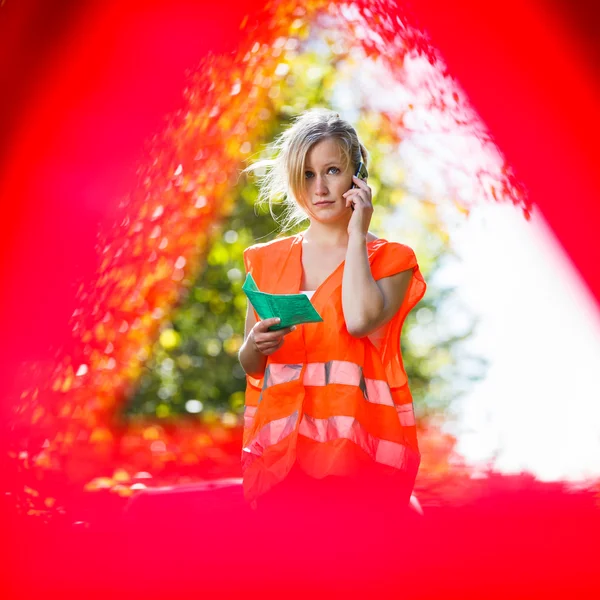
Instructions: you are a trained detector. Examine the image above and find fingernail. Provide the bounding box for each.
[291,326,296,331]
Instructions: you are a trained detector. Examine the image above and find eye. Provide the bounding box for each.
[328,167,340,174]
[304,171,314,179]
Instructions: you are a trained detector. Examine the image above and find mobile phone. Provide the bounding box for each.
[352,161,368,188]
[350,161,369,210]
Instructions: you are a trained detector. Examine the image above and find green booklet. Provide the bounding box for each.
[242,273,324,331]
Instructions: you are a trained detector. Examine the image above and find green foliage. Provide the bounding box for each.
[123,180,283,419]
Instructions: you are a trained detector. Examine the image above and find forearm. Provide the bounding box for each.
[238,337,268,378]
[342,233,384,337]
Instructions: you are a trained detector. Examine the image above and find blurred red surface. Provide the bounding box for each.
[1,1,599,597]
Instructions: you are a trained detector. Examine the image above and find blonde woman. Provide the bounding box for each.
[238,109,426,526]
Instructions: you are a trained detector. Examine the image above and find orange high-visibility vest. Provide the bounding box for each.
[242,232,427,503]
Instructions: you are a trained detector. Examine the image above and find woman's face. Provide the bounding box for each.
[301,138,354,224]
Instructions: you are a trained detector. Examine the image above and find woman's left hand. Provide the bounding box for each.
[343,175,374,238]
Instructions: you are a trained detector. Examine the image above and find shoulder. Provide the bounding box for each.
[368,236,416,259]
[245,234,298,254]
[244,234,298,258]
[368,237,419,278]
[243,234,299,268]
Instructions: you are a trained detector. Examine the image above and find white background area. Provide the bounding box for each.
[442,201,600,482]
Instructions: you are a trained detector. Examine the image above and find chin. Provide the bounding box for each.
[300,198,350,224]
[308,210,350,225]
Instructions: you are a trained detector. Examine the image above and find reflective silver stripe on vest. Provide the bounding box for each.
[259,360,411,412]
[242,410,299,468]
[303,360,362,387]
[263,363,303,388]
[363,377,394,407]
[242,412,414,474]
[244,405,257,430]
[302,360,394,407]
[299,414,411,471]
[396,403,416,427]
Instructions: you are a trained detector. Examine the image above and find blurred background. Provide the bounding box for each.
[1,0,599,597]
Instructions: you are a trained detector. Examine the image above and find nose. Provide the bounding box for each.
[314,175,328,196]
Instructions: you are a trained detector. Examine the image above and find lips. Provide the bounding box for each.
[313,201,335,206]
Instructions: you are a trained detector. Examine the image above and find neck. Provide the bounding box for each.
[303,219,351,248]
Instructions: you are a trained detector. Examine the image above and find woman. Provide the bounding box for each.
[238,109,426,526]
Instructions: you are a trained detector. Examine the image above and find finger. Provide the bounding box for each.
[256,317,282,331]
[255,332,283,345]
[263,322,297,337]
[343,188,371,203]
[255,325,296,343]
[343,190,362,208]
[349,187,372,206]
[356,192,373,209]
[258,339,284,354]
[258,341,282,353]
[352,175,370,190]
[255,335,282,348]
[346,194,368,210]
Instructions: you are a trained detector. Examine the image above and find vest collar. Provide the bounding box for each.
[272,231,382,308]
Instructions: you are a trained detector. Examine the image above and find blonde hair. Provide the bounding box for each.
[245,108,368,231]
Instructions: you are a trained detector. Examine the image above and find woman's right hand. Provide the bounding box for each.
[249,318,296,356]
